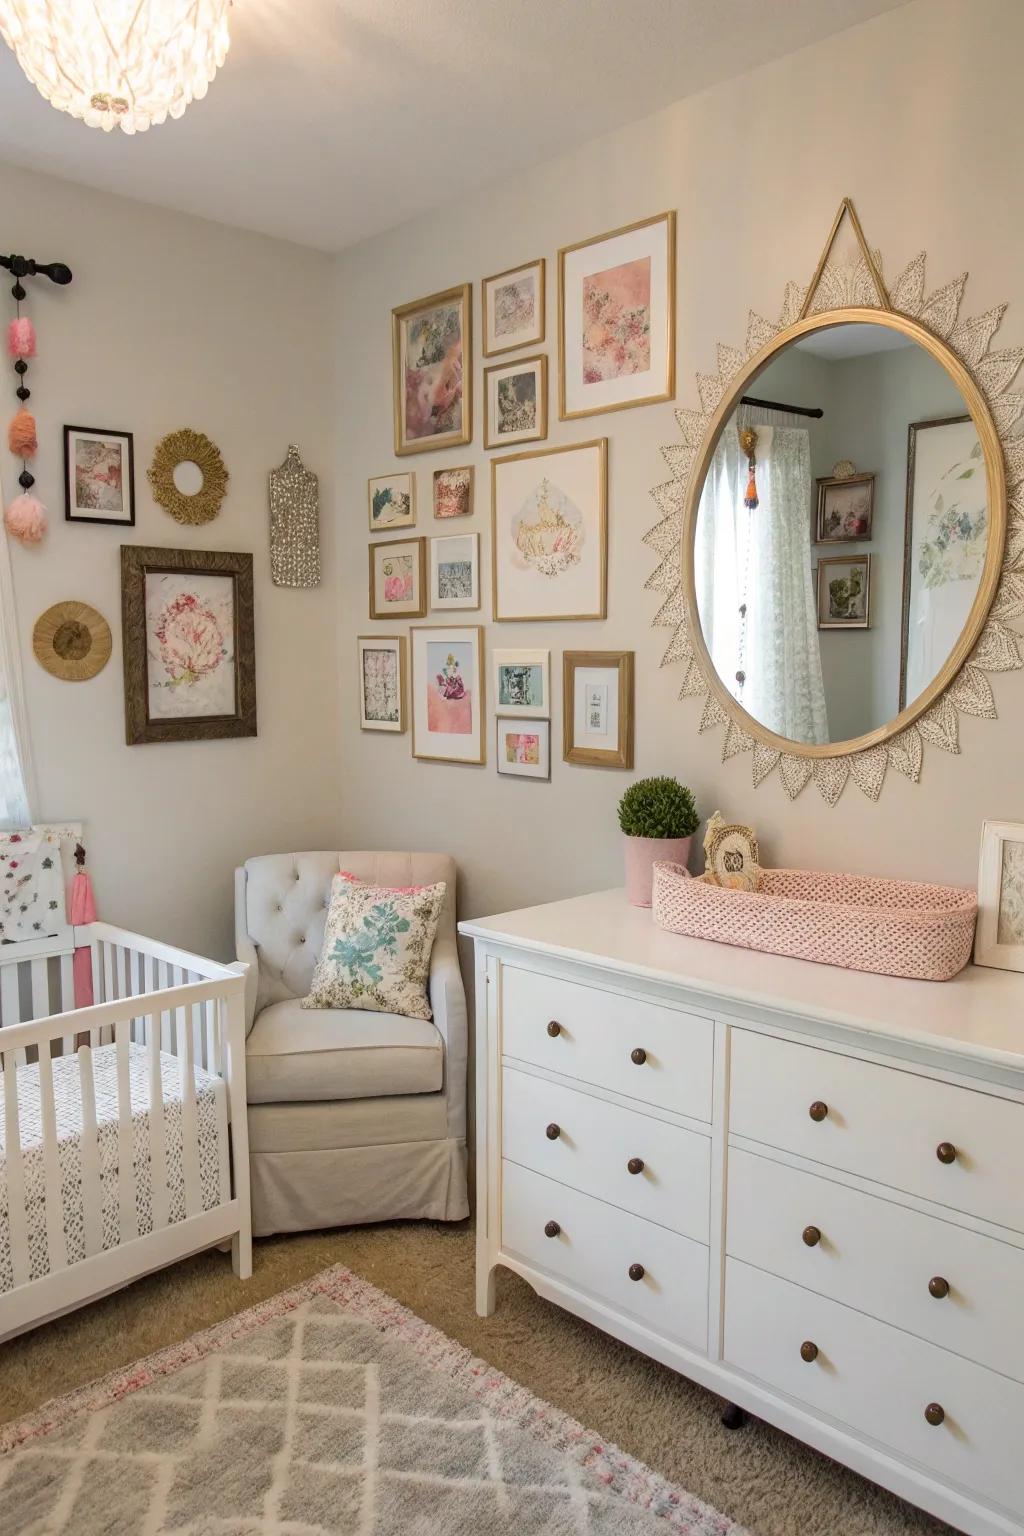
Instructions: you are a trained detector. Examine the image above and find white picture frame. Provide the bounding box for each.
[357,634,407,733]
[491,439,607,622]
[430,532,480,610]
[493,648,550,718]
[496,716,551,780]
[975,819,1024,972]
[411,624,485,765]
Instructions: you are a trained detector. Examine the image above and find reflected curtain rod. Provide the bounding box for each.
[739,394,823,419]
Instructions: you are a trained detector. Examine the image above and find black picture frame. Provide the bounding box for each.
[64,424,136,526]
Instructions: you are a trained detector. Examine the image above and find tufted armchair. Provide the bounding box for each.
[234,851,469,1236]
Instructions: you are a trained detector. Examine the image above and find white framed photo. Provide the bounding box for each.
[357,635,407,733]
[368,471,416,532]
[493,648,550,718]
[484,353,547,449]
[430,532,480,610]
[496,716,551,780]
[975,819,1024,972]
[411,624,485,765]
[482,258,545,357]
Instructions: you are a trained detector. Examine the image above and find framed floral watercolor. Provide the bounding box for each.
[491,438,607,621]
[430,532,479,611]
[482,258,545,357]
[816,553,871,629]
[563,650,634,768]
[64,425,135,526]
[392,283,472,456]
[496,716,551,780]
[976,819,1024,972]
[484,353,548,450]
[433,465,473,520]
[121,545,256,744]
[814,472,875,542]
[558,212,675,420]
[357,634,407,733]
[493,648,550,718]
[369,537,427,619]
[368,472,416,532]
[411,624,485,765]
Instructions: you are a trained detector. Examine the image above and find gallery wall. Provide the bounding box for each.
[332,0,1024,926]
[2,164,342,956]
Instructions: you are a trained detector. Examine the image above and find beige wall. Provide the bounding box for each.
[333,0,1024,925]
[3,165,342,957]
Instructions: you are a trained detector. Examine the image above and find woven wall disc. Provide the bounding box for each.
[148,427,229,525]
[33,600,112,681]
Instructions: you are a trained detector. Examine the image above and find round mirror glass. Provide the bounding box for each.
[691,319,994,748]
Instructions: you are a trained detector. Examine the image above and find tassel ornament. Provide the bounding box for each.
[8,407,37,458]
[738,425,759,510]
[4,492,47,544]
[7,316,36,359]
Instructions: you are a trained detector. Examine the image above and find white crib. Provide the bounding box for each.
[0,921,251,1342]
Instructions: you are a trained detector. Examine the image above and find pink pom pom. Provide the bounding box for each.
[7,317,36,359]
[8,408,37,458]
[4,493,47,544]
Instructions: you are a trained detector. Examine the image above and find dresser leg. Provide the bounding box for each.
[720,1403,748,1431]
[476,1263,497,1318]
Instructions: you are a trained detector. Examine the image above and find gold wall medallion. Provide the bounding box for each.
[33,600,112,681]
[148,427,229,525]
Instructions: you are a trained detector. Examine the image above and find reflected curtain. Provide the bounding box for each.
[0,461,35,828]
[695,424,829,745]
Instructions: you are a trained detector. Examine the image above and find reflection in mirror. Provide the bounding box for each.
[693,322,986,746]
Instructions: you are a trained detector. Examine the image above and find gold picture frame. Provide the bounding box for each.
[484,353,548,450]
[558,211,676,421]
[433,464,474,520]
[392,283,472,456]
[563,650,634,767]
[368,536,427,620]
[816,553,872,630]
[357,634,407,733]
[491,438,608,622]
[411,623,486,765]
[482,258,546,357]
[814,472,875,542]
[367,471,416,532]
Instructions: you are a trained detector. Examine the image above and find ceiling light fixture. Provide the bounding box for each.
[0,1,232,134]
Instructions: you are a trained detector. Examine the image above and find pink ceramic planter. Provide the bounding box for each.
[624,834,692,907]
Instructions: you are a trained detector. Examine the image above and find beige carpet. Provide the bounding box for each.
[0,1222,953,1536]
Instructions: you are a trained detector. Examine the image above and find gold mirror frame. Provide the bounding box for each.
[646,199,1024,804]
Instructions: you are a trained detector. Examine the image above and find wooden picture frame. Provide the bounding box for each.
[410,624,486,765]
[121,545,256,745]
[816,553,871,629]
[491,438,608,621]
[563,650,634,767]
[368,536,427,619]
[975,819,1024,972]
[433,464,474,519]
[484,353,548,449]
[392,283,472,456]
[482,258,545,357]
[64,425,136,526]
[357,634,407,733]
[814,472,875,543]
[367,471,416,532]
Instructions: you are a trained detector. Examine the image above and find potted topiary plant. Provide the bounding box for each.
[618,776,699,907]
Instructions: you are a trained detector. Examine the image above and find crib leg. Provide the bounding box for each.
[232,1227,252,1280]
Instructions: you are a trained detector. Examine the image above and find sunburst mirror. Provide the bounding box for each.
[647,198,1024,804]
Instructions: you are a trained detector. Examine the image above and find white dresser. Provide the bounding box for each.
[460,889,1024,1536]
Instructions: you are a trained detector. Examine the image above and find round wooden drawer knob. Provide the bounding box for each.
[628,1263,645,1282]
[544,1220,561,1238]
[929,1276,950,1299]
[546,1020,562,1038]
[936,1142,957,1165]
[800,1340,819,1363]
[627,1157,646,1175]
[924,1402,945,1427]
[808,1101,829,1123]
[545,1123,561,1141]
[802,1225,822,1248]
[630,1047,648,1066]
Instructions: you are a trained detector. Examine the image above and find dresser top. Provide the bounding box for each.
[460,888,1024,1072]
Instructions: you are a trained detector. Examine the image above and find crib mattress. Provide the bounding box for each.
[0,1043,230,1294]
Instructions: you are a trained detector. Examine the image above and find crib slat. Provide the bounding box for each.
[77,1045,103,1258]
[89,943,102,1046]
[36,1048,68,1273]
[0,965,27,1066]
[205,998,220,1077]
[30,957,49,1023]
[59,951,76,1054]
[114,1017,138,1242]
[180,1003,202,1218]
[2,1049,30,1287]
[148,1010,169,1230]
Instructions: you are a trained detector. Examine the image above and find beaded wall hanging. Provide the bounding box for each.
[1,252,73,545]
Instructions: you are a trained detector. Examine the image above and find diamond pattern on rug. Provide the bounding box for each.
[0,1295,696,1533]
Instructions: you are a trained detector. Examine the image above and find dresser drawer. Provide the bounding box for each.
[502,1160,709,1351]
[725,1259,1024,1517]
[503,1065,711,1243]
[501,965,714,1121]
[728,1147,1024,1382]
[730,1029,1024,1233]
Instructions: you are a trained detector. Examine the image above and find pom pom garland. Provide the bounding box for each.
[8,407,37,458]
[4,493,47,544]
[7,317,36,359]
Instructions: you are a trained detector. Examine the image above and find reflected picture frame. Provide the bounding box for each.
[816,553,871,630]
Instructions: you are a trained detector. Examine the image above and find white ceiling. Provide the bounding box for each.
[796,323,916,358]
[0,0,910,253]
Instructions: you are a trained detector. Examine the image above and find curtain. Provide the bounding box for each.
[0,463,35,829]
[695,424,829,745]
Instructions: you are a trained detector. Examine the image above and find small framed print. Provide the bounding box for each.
[482,258,545,357]
[493,648,549,718]
[496,716,551,780]
[430,532,480,610]
[64,425,135,525]
[392,283,472,456]
[491,438,607,621]
[357,634,407,733]
[411,624,485,765]
[975,820,1024,972]
[369,537,427,619]
[368,472,416,532]
[815,473,875,542]
[563,650,634,768]
[433,465,473,519]
[484,353,547,449]
[816,554,871,629]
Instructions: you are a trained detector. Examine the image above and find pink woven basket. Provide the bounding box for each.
[651,864,978,982]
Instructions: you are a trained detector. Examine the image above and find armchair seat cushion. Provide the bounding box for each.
[246,1000,443,1105]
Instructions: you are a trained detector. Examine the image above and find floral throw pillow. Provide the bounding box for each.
[301,874,447,1021]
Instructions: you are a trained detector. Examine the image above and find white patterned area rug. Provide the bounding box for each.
[0,1265,745,1535]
